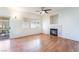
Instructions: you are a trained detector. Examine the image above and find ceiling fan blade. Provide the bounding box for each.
[45,11,48,14]
[35,7,51,14]
[44,9,52,11]
[40,12,42,14]
[36,10,40,12]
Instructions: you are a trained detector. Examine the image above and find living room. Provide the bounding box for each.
[0,7,79,52]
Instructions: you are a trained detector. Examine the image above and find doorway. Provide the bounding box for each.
[0,16,10,40]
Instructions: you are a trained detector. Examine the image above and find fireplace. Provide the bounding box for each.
[50,29,58,36]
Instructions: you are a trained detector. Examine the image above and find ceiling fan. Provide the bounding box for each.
[36,7,52,14]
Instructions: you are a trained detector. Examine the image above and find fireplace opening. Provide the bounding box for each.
[50,29,58,36]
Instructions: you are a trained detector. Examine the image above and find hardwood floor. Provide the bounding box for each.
[10,34,79,52]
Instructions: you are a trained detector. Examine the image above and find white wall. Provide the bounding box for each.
[0,7,10,16]
[58,8,79,41]
[10,10,42,38]
[42,15,50,34]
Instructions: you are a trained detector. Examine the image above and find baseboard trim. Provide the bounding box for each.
[11,33,43,39]
[58,35,79,42]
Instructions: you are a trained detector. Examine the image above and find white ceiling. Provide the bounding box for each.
[9,7,65,15]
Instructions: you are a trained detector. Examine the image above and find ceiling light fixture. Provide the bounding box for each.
[41,11,45,14]
[36,7,52,14]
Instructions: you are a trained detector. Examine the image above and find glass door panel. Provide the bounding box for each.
[0,17,10,40]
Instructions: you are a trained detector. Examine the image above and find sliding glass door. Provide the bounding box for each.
[0,17,10,40]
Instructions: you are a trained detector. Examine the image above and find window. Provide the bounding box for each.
[31,20,40,28]
[22,18,30,29]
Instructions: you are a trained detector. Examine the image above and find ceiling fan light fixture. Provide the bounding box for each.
[36,7,52,14]
[42,11,45,14]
